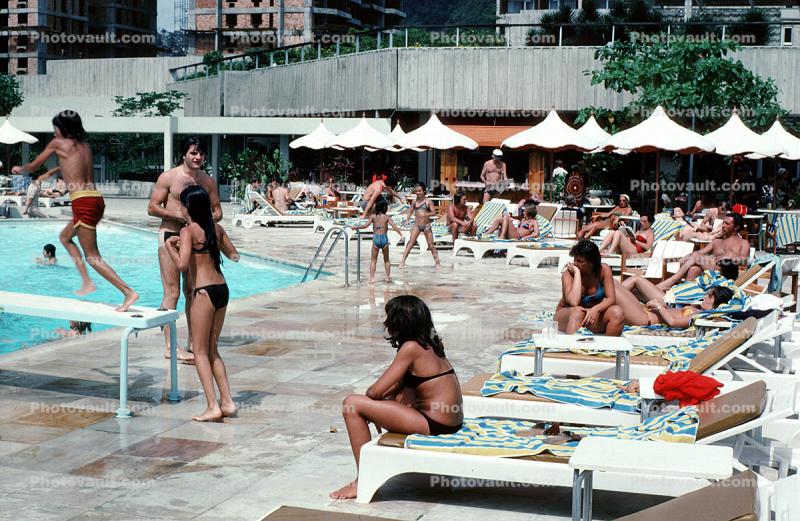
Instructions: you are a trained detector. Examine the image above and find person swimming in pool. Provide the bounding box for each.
[398,183,442,271]
[555,240,625,336]
[165,185,239,423]
[148,136,223,363]
[35,243,58,265]
[350,199,404,284]
[330,295,463,500]
[13,110,138,311]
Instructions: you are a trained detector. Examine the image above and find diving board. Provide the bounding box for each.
[0,291,181,418]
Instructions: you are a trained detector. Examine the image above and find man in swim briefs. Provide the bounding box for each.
[480,149,508,202]
[148,136,222,361]
[13,110,138,311]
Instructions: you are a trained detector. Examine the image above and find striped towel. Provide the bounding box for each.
[768,212,800,248]
[651,219,685,243]
[624,324,697,338]
[404,407,698,457]
[473,200,508,236]
[667,271,750,319]
[500,333,720,371]
[481,371,640,412]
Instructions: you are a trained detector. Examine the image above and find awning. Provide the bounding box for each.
[446,125,531,148]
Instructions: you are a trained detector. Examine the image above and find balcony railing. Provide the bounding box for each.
[170,20,800,82]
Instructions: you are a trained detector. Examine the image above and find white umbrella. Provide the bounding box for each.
[502,110,599,152]
[392,113,478,151]
[326,117,392,184]
[601,106,715,212]
[581,115,630,156]
[705,112,786,158]
[746,120,800,161]
[289,121,336,150]
[0,119,38,145]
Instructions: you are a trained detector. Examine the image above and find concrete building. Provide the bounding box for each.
[187,0,405,56]
[0,0,158,75]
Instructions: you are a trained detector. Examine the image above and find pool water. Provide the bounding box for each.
[0,222,306,353]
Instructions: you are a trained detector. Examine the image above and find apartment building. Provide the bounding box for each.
[187,0,405,56]
[0,0,158,75]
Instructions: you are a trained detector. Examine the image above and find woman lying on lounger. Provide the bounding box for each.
[555,240,625,336]
[331,295,463,500]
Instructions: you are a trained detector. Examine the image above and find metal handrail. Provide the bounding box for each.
[169,19,800,81]
[302,225,361,286]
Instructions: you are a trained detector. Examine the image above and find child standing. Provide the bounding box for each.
[166,185,240,422]
[351,199,403,284]
[398,183,442,271]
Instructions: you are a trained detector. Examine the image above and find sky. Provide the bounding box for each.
[158,0,175,31]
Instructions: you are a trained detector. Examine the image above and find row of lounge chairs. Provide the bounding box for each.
[354,311,800,519]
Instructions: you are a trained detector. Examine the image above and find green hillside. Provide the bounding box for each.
[403,0,496,26]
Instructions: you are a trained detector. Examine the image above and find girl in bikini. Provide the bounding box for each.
[330,295,463,500]
[398,183,442,271]
[555,240,625,336]
[350,199,403,284]
[599,215,654,256]
[166,186,240,422]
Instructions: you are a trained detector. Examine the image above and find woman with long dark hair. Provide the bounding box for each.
[166,186,240,422]
[330,295,463,500]
[555,240,625,335]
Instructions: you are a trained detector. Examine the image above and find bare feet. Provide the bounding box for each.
[386,277,393,283]
[367,278,375,285]
[435,263,442,272]
[398,263,405,270]
[74,282,97,296]
[330,480,358,500]
[220,400,238,417]
[192,406,223,422]
[164,348,195,363]
[116,289,140,312]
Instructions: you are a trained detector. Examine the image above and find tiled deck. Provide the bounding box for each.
[0,200,694,520]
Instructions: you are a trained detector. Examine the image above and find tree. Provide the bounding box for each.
[587,38,787,131]
[0,74,24,117]
[220,148,294,198]
[112,91,188,117]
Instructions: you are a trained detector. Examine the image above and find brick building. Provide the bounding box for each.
[187,0,405,56]
[0,0,158,75]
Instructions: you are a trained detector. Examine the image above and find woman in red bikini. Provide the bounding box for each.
[599,214,653,256]
[330,295,463,500]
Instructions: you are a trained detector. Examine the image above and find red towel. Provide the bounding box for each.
[653,371,723,407]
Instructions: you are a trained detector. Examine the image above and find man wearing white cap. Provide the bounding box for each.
[480,149,508,202]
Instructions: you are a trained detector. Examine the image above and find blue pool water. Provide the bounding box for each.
[0,222,306,353]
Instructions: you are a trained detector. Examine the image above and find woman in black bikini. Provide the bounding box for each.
[166,186,240,422]
[330,295,463,500]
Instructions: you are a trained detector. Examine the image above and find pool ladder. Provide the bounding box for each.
[303,225,362,287]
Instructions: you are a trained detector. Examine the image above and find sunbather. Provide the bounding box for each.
[623,258,739,302]
[599,215,653,256]
[484,205,540,240]
[446,191,475,240]
[555,240,625,336]
[330,295,464,500]
[41,175,67,198]
[577,194,633,240]
[271,178,294,213]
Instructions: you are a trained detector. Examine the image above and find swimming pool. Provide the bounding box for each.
[0,221,307,353]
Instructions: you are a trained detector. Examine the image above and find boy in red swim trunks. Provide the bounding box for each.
[13,110,139,312]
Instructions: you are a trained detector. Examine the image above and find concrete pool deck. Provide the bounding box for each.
[0,199,785,520]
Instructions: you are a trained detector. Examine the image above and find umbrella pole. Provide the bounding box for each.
[729,160,735,204]
[655,151,661,214]
[773,160,779,210]
[549,151,554,202]
[361,151,365,186]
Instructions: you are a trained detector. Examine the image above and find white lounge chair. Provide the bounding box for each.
[231,192,315,228]
[356,381,792,503]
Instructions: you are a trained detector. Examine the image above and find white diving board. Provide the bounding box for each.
[0,291,181,418]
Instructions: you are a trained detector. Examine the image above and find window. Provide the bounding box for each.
[18,13,29,25]
[783,26,793,46]
[251,13,262,27]
[225,14,236,27]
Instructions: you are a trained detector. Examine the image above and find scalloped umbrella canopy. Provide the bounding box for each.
[746,120,800,161]
[326,117,392,150]
[289,121,337,150]
[502,110,599,152]
[602,106,715,154]
[392,114,479,151]
[578,115,612,144]
[0,119,38,145]
[705,112,786,158]
[382,123,425,152]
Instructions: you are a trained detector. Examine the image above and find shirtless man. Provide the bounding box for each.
[271,178,294,213]
[657,214,750,290]
[148,136,222,361]
[480,149,508,202]
[360,176,399,217]
[446,191,474,240]
[13,110,139,311]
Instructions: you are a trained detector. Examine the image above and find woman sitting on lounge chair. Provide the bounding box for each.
[576,194,633,240]
[484,204,540,240]
[599,215,653,256]
[555,240,625,336]
[331,295,463,500]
